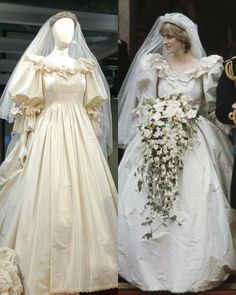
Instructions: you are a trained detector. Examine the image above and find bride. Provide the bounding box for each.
[118,12,236,292]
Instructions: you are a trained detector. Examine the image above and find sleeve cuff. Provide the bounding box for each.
[86,107,103,136]
[11,103,42,134]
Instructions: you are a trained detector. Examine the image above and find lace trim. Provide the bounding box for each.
[25,54,95,77]
[132,284,224,294]
[11,103,43,117]
[142,53,222,83]
[49,284,118,293]
[0,247,23,295]
[125,273,229,293]
[11,103,43,134]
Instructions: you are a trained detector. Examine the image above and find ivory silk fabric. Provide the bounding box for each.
[0,54,118,294]
[118,53,236,292]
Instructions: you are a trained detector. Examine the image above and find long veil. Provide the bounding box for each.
[118,12,206,148]
[0,14,113,157]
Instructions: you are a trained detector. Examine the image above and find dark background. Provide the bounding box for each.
[120,0,236,70]
[2,0,118,14]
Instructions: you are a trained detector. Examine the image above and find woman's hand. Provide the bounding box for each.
[232,102,236,113]
[18,144,28,167]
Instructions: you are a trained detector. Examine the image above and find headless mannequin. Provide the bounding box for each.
[47,17,75,65]
[18,17,76,166]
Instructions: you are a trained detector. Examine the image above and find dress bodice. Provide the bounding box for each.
[8,54,107,135]
[9,54,107,108]
[42,62,88,106]
[138,53,223,116]
[158,70,203,106]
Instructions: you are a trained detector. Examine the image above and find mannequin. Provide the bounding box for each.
[0,12,117,294]
[18,17,76,166]
[48,17,76,65]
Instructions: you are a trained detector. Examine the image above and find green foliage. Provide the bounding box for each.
[134,94,199,240]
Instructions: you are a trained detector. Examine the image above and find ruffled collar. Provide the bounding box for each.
[25,54,95,77]
[141,53,223,83]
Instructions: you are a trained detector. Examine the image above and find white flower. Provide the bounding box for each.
[143,129,152,138]
[169,100,181,108]
[170,94,179,100]
[162,105,177,117]
[136,93,199,239]
[158,120,165,127]
[186,109,197,119]
[152,111,161,121]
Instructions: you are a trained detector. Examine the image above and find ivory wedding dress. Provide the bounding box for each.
[0,54,117,294]
[118,53,236,292]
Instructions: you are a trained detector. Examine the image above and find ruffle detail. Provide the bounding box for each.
[195,55,223,77]
[141,53,168,73]
[141,53,223,83]
[25,54,95,77]
[86,107,103,136]
[11,103,43,134]
[0,247,23,295]
[11,103,42,117]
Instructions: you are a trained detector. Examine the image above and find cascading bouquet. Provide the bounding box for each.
[134,93,199,239]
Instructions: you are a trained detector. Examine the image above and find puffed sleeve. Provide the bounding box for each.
[136,54,161,100]
[201,55,223,115]
[132,54,160,117]
[9,54,45,134]
[83,59,107,136]
[216,58,236,125]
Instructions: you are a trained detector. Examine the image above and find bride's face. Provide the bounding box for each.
[162,33,184,55]
[52,17,75,48]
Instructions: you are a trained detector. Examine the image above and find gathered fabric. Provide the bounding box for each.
[118,53,236,292]
[11,103,43,134]
[0,54,118,294]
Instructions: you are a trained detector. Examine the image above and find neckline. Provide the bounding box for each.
[25,54,95,75]
[44,55,77,68]
[166,58,202,76]
[145,53,221,81]
[26,54,80,70]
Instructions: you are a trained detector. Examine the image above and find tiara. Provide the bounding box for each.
[50,11,77,28]
[163,20,186,31]
[160,14,187,31]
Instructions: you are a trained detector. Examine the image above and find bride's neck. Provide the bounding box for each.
[169,51,193,64]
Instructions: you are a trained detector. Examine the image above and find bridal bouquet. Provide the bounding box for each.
[135,93,199,239]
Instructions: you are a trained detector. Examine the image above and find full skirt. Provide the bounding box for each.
[118,116,236,292]
[0,102,118,294]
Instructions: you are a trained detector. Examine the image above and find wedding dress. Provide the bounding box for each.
[118,53,236,292]
[0,54,117,294]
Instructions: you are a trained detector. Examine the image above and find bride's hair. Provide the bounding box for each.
[118,13,206,148]
[160,23,191,53]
